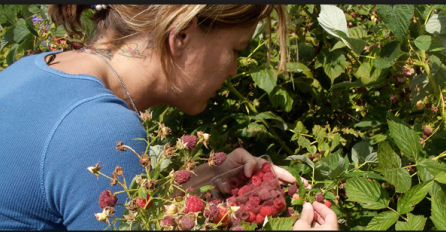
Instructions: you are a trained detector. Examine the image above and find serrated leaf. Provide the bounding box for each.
[286,62,313,78]
[429,181,446,209]
[268,86,293,112]
[321,153,341,170]
[53,25,68,38]
[366,210,399,230]
[149,145,171,172]
[387,114,423,163]
[378,141,401,170]
[374,41,405,69]
[426,12,446,35]
[417,158,446,181]
[251,68,277,94]
[238,122,270,140]
[351,140,372,166]
[345,177,386,208]
[263,216,295,230]
[322,49,346,83]
[348,25,367,39]
[138,186,147,199]
[285,155,314,169]
[198,185,213,193]
[6,43,19,66]
[324,191,336,200]
[354,62,380,84]
[380,168,411,193]
[397,180,433,214]
[395,213,426,230]
[330,41,348,52]
[334,30,367,55]
[414,35,445,52]
[434,171,446,184]
[240,221,258,231]
[431,194,446,230]
[317,4,349,40]
[377,5,414,41]
[252,111,287,130]
[13,19,30,43]
[1,26,15,51]
[330,134,340,151]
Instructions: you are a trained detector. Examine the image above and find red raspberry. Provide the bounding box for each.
[182,135,197,150]
[204,205,219,221]
[209,198,221,205]
[287,184,297,196]
[286,207,294,217]
[238,204,247,211]
[270,206,278,216]
[256,213,265,223]
[251,175,263,186]
[229,176,241,188]
[180,215,195,230]
[175,170,191,184]
[324,200,332,208]
[424,126,432,136]
[258,187,271,201]
[238,185,251,196]
[212,207,230,225]
[231,188,239,196]
[262,200,274,207]
[227,196,237,206]
[253,171,265,179]
[230,226,245,231]
[185,195,205,213]
[212,152,227,166]
[248,195,261,205]
[273,198,286,211]
[260,206,273,217]
[235,209,250,222]
[270,189,282,199]
[248,211,256,222]
[160,216,175,227]
[231,216,241,227]
[99,190,117,209]
[261,162,272,173]
[237,195,249,205]
[136,194,153,210]
[250,204,261,214]
[263,172,276,183]
[250,220,258,225]
[316,193,324,203]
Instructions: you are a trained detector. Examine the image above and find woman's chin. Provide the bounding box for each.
[179,102,207,115]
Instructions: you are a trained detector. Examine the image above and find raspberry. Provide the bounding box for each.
[248,195,261,205]
[260,206,273,217]
[136,194,153,209]
[71,42,83,50]
[205,205,219,221]
[238,185,251,196]
[237,195,249,205]
[250,220,258,225]
[99,190,117,209]
[286,207,294,217]
[288,184,297,196]
[262,200,274,207]
[229,176,241,188]
[238,204,247,211]
[231,188,239,196]
[175,170,191,184]
[263,172,276,183]
[185,195,205,213]
[254,171,265,179]
[231,216,241,226]
[180,215,195,230]
[261,162,272,173]
[251,204,261,214]
[273,198,286,211]
[182,135,197,150]
[235,209,250,221]
[227,196,237,206]
[248,211,256,222]
[324,200,332,208]
[270,189,281,199]
[212,207,230,225]
[424,126,432,136]
[270,206,278,216]
[160,216,175,227]
[258,187,271,201]
[230,226,245,231]
[212,152,227,166]
[256,213,265,223]
[251,175,263,186]
[316,193,324,203]
[209,198,221,205]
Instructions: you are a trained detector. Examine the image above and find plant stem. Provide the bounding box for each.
[345,48,362,65]
[388,207,408,222]
[433,151,446,161]
[225,80,294,155]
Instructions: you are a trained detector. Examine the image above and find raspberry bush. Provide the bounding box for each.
[3,4,446,231]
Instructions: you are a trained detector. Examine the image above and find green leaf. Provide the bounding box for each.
[237,122,270,140]
[426,12,446,35]
[321,153,341,170]
[397,180,433,214]
[378,141,401,170]
[434,171,446,184]
[429,181,446,209]
[317,5,349,41]
[366,210,399,230]
[348,25,368,39]
[431,194,446,230]
[376,5,414,41]
[417,158,446,181]
[198,185,213,193]
[354,62,383,84]
[330,41,348,52]
[251,68,277,94]
[374,41,405,69]
[376,141,411,193]
[387,114,423,163]
[351,140,372,167]
[285,155,314,169]
[395,213,426,230]
[53,25,68,38]
[297,43,316,64]
[322,49,346,83]
[13,19,30,43]
[414,35,445,52]
[252,111,287,130]
[149,145,171,172]
[334,30,367,55]
[138,186,147,199]
[268,86,293,112]
[345,177,387,209]
[1,26,15,51]
[263,216,295,230]
[240,221,258,231]
[381,168,411,193]
[286,62,313,78]
[6,43,19,66]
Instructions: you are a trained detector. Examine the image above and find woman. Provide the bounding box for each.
[0,5,337,230]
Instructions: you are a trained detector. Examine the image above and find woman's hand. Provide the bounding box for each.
[214,148,311,191]
[293,201,339,230]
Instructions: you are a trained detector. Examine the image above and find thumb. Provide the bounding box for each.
[293,202,314,230]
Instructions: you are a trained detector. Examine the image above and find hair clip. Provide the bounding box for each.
[91,4,108,11]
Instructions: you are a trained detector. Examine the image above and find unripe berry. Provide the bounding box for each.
[424,126,432,136]
[316,193,324,202]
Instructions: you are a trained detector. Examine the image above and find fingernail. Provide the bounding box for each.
[303,202,312,209]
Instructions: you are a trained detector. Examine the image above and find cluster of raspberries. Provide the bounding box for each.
[225,162,286,226]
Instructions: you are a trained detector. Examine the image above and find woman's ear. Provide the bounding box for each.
[168,17,198,58]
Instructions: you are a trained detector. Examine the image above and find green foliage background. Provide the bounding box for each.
[2,4,446,230]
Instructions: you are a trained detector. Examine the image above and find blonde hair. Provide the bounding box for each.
[49,5,289,92]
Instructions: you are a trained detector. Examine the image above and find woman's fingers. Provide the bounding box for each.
[273,165,311,189]
[312,201,339,230]
[293,202,314,230]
